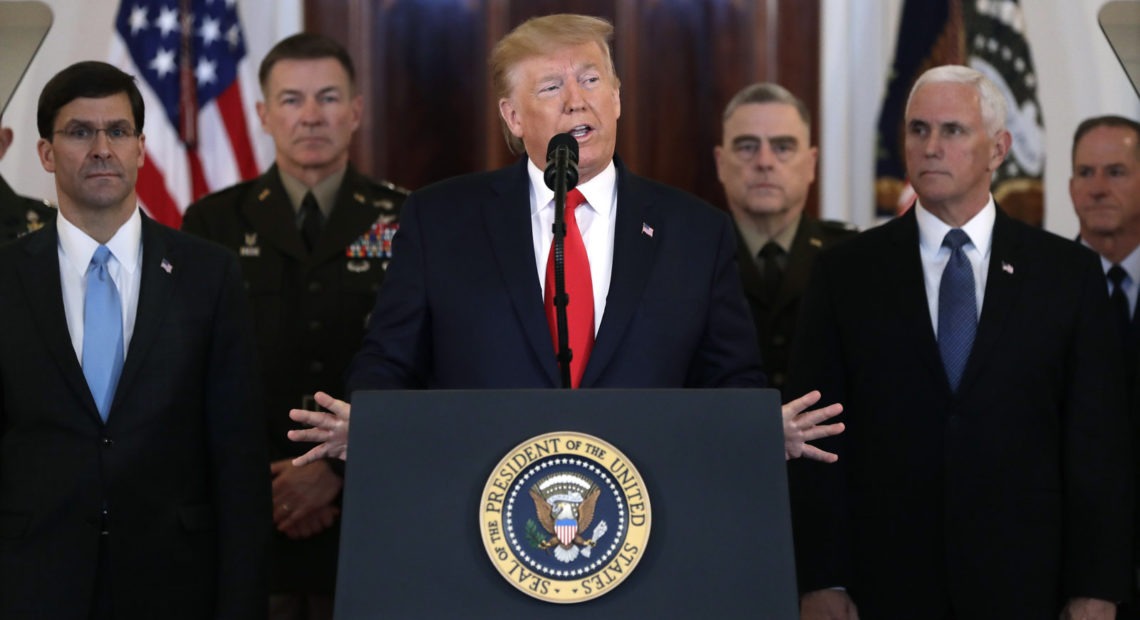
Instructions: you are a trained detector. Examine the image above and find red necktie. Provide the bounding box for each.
[544,188,594,388]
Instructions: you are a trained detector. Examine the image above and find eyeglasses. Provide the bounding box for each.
[53,123,139,146]
[729,137,799,163]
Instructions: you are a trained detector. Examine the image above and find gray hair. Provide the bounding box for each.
[722,82,811,132]
[906,65,1006,135]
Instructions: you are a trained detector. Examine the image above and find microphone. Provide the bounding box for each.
[544,133,579,192]
[543,133,579,388]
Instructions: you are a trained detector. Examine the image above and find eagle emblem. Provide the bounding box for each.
[528,472,608,563]
[480,431,652,603]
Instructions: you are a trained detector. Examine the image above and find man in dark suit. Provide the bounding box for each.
[287,14,844,465]
[790,65,1132,620]
[0,115,55,239]
[183,33,405,619]
[713,83,855,395]
[0,61,268,619]
[1071,115,1140,365]
[1069,114,1140,618]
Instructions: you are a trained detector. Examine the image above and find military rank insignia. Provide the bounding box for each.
[346,217,397,259]
[480,431,651,604]
[25,209,45,234]
[240,232,260,257]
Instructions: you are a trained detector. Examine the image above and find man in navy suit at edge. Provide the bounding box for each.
[790,66,1131,620]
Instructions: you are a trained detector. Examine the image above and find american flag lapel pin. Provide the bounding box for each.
[161,258,173,274]
[641,223,654,238]
[1001,261,1013,275]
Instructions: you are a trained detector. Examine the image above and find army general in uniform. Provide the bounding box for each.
[182,34,406,620]
[714,83,855,395]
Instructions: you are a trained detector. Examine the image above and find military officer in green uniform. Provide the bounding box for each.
[182,33,406,620]
[714,83,855,396]
[0,118,55,239]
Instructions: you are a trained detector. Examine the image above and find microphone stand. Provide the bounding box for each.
[550,146,573,389]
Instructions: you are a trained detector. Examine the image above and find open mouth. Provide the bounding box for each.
[568,125,592,139]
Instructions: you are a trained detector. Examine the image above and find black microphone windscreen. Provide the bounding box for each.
[545,133,579,164]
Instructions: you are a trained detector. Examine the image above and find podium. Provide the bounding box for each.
[336,389,798,619]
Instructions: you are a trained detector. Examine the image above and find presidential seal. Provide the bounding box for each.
[480,431,651,604]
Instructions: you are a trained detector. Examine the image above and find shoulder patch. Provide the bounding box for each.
[819,219,857,232]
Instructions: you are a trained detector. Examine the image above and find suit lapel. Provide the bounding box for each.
[240,166,308,262]
[483,159,560,386]
[958,208,1022,393]
[17,221,101,420]
[581,162,657,386]
[111,216,174,418]
[887,209,948,387]
[735,228,764,306]
[775,217,823,309]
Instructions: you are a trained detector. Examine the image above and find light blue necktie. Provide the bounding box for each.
[82,245,124,421]
[938,229,976,392]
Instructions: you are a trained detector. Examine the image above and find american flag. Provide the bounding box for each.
[111,0,263,228]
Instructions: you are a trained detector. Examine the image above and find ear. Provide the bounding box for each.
[36,138,55,173]
[349,93,364,133]
[989,129,1012,171]
[807,145,819,184]
[499,98,524,139]
[136,132,146,169]
[713,144,727,183]
[0,127,12,160]
[256,100,268,131]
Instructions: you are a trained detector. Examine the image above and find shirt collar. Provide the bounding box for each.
[1088,242,1140,284]
[278,166,346,218]
[914,196,995,259]
[57,207,143,276]
[527,158,617,218]
[737,213,802,258]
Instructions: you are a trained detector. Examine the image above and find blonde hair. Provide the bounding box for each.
[489,14,620,155]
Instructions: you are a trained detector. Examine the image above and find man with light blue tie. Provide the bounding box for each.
[0,61,269,619]
[789,65,1132,620]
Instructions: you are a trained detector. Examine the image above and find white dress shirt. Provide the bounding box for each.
[915,198,995,336]
[528,159,617,336]
[57,208,144,361]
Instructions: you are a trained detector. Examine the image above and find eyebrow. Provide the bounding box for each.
[730,134,798,145]
[60,117,133,128]
[276,85,343,98]
[536,62,602,83]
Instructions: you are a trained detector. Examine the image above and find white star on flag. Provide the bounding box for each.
[149,47,176,79]
[195,57,218,85]
[155,6,179,37]
[128,5,148,34]
[199,16,221,46]
[225,23,240,49]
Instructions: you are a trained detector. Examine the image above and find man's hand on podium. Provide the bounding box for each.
[288,391,351,466]
[782,390,844,463]
[287,389,846,465]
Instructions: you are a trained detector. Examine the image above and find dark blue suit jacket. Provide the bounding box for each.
[787,206,1133,618]
[0,215,269,619]
[347,157,765,391]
